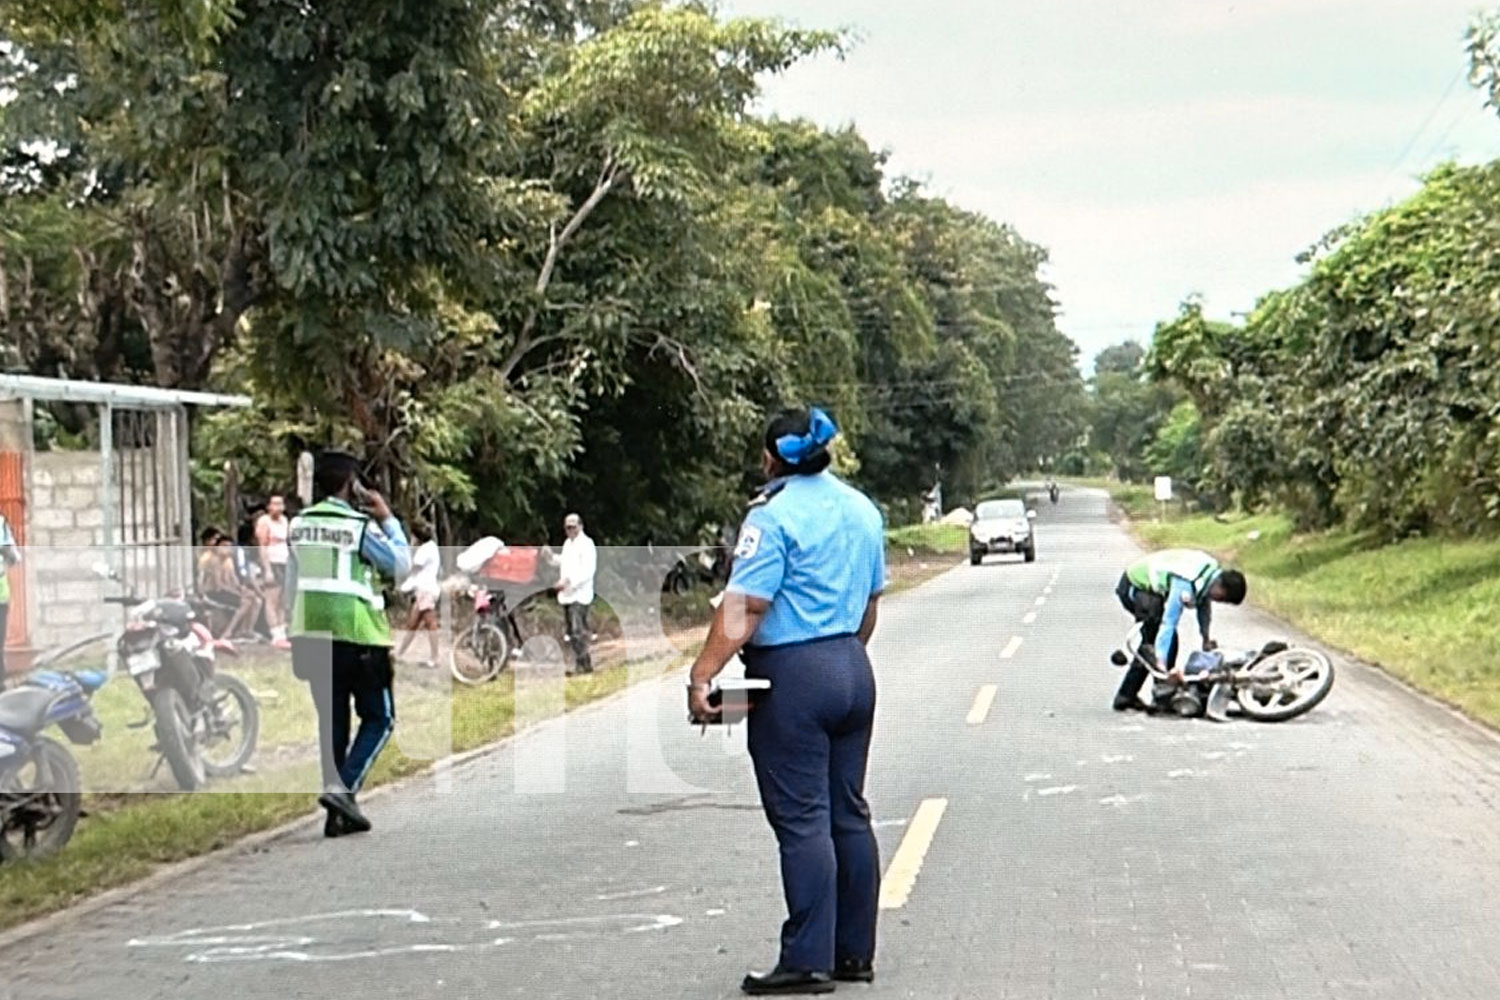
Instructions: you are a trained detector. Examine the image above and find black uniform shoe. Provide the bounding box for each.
[318,791,373,834]
[740,969,836,995]
[324,812,345,838]
[834,958,874,983]
[1113,697,1151,713]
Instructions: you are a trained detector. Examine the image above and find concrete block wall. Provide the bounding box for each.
[24,449,191,653]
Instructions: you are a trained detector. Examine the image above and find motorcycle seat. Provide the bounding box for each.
[0,687,60,737]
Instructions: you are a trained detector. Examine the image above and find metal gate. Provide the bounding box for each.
[107,404,195,600]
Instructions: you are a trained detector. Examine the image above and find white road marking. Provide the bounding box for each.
[1022,611,1038,625]
[1043,587,1053,596]
[1034,596,1047,607]
[1200,751,1228,761]
[1023,773,1053,783]
[1001,636,1024,659]
[595,886,668,902]
[1099,754,1135,764]
[872,818,909,829]
[1168,769,1198,779]
[1099,794,1147,808]
[1036,785,1079,797]
[879,798,949,910]
[130,909,685,964]
[966,685,998,726]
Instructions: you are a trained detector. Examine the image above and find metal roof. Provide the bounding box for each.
[0,374,251,409]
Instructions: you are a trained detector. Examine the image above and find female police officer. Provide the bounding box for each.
[688,407,886,996]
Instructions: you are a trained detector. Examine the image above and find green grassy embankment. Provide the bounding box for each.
[0,529,957,931]
[1108,488,1500,731]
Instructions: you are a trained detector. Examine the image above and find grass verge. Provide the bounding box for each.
[1104,485,1500,733]
[1,534,956,931]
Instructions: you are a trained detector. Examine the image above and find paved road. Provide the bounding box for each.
[5,488,1500,999]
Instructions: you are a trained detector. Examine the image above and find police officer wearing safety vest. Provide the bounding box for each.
[1114,548,1247,712]
[286,451,411,837]
[689,407,886,997]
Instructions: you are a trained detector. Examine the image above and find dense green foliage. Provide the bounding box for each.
[1078,15,1500,540]
[0,1,1085,542]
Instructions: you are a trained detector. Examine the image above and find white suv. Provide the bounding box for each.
[969,498,1037,565]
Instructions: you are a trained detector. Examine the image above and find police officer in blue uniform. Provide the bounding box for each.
[689,407,887,997]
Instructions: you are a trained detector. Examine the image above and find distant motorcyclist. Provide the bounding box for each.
[1047,481,1059,503]
[1113,548,1246,712]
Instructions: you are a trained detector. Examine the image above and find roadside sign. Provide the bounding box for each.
[1154,476,1173,502]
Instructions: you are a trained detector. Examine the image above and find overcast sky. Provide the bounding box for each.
[722,0,1500,372]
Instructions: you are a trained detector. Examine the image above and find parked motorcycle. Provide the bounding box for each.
[0,668,106,861]
[1110,622,1334,722]
[94,565,260,790]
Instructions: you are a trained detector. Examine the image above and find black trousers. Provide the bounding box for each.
[743,635,879,974]
[292,638,395,794]
[563,603,592,672]
[1114,574,1178,703]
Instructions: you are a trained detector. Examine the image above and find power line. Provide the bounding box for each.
[1388,66,1466,181]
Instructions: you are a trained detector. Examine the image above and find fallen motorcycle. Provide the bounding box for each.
[1110,622,1334,722]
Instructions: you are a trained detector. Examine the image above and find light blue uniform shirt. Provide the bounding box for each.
[1156,577,1213,667]
[727,471,886,648]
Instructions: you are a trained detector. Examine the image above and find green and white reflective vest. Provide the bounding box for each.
[289,500,391,646]
[1126,548,1220,598]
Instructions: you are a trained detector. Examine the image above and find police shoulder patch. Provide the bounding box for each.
[734,524,763,560]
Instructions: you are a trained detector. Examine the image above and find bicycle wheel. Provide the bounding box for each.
[449,623,510,686]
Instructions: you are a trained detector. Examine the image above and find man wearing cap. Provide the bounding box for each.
[286,451,411,837]
[554,512,597,674]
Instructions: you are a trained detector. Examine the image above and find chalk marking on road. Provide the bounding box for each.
[1200,751,1227,762]
[129,910,683,964]
[966,685,998,725]
[595,886,668,902]
[1099,754,1135,764]
[1036,785,1079,798]
[1099,794,1147,808]
[1043,587,1053,597]
[706,909,727,917]
[1023,773,1053,783]
[1167,769,1198,779]
[1116,724,1145,733]
[1034,596,1047,607]
[872,818,909,829]
[1022,611,1038,625]
[1001,636,1023,659]
[878,798,949,910]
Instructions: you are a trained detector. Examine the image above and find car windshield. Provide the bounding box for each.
[976,499,1026,520]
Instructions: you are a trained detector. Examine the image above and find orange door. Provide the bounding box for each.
[0,451,27,658]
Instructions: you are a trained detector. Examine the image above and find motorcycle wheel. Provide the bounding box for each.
[1236,649,1335,722]
[450,622,510,686]
[0,737,82,862]
[201,674,261,779]
[151,686,206,791]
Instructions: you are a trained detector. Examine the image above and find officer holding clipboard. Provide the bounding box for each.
[688,407,887,996]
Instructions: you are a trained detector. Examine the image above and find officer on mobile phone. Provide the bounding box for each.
[286,451,411,837]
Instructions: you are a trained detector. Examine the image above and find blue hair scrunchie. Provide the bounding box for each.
[775,408,838,464]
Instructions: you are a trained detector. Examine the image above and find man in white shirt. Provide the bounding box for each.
[555,513,597,674]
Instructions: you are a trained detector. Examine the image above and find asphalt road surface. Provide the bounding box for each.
[5,487,1500,999]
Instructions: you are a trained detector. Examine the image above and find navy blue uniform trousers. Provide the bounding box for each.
[292,637,396,794]
[742,634,880,974]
